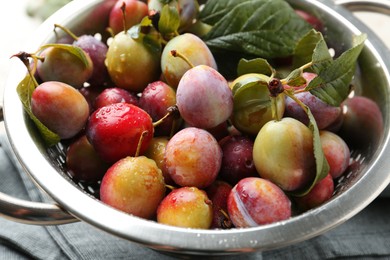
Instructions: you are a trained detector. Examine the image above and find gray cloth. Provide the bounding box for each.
[1,133,390,260]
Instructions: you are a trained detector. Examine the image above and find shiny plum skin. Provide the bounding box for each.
[66,135,110,183]
[339,96,384,150]
[164,127,222,188]
[37,46,93,89]
[86,103,154,163]
[73,35,109,86]
[139,81,179,136]
[284,72,341,129]
[219,135,258,186]
[176,65,233,129]
[157,186,213,229]
[294,173,334,211]
[144,136,174,185]
[206,180,233,229]
[227,177,291,228]
[109,0,149,35]
[100,156,165,219]
[320,130,350,179]
[31,81,90,139]
[253,117,316,191]
[105,31,160,92]
[161,33,217,88]
[94,87,139,110]
[284,91,342,130]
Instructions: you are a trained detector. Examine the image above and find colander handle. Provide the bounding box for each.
[0,1,390,226]
[0,105,77,225]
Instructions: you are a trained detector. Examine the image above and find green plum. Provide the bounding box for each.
[230,73,285,136]
[253,117,316,192]
[105,31,160,93]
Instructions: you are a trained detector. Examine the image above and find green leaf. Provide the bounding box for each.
[202,0,312,59]
[232,75,269,97]
[16,74,60,147]
[296,106,330,196]
[128,15,154,40]
[38,43,90,68]
[306,34,367,106]
[283,68,306,87]
[237,58,274,77]
[293,29,332,69]
[158,4,180,37]
[128,16,163,54]
[199,0,252,25]
[285,91,329,197]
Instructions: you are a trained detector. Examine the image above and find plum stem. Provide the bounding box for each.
[280,61,313,86]
[300,61,313,71]
[135,130,149,157]
[106,27,115,38]
[219,209,233,229]
[170,50,195,68]
[152,105,180,128]
[284,89,309,115]
[54,23,79,41]
[10,52,39,88]
[165,184,176,191]
[270,97,280,121]
[121,2,127,33]
[268,78,283,97]
[268,78,283,121]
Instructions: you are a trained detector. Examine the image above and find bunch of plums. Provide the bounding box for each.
[26,0,383,230]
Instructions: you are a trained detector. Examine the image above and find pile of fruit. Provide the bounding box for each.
[14,0,384,229]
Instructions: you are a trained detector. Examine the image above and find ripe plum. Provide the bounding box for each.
[66,135,110,183]
[219,135,258,186]
[37,46,93,89]
[294,173,334,211]
[31,81,90,139]
[176,65,233,129]
[157,186,213,229]
[109,0,149,35]
[100,156,165,219]
[86,103,154,163]
[94,87,139,110]
[139,81,179,136]
[284,91,341,129]
[339,96,384,149]
[320,130,350,179]
[227,177,291,228]
[164,127,222,188]
[73,35,110,86]
[206,180,233,229]
[161,33,217,88]
[144,136,174,185]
